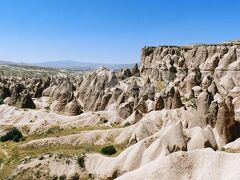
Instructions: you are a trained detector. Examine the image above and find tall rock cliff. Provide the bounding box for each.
[141,44,239,88]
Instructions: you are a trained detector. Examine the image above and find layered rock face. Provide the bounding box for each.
[141,45,240,84]
[141,45,239,102]
[76,67,119,111]
[140,44,240,142]
[1,45,239,142]
[1,45,239,124]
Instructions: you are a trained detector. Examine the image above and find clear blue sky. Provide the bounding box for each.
[0,0,239,64]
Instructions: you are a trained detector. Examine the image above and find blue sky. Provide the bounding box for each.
[0,0,239,64]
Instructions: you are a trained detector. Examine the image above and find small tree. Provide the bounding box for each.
[100,145,117,155]
[123,122,131,127]
[0,127,23,142]
[59,175,66,180]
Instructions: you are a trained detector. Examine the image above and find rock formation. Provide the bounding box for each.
[1,42,240,180]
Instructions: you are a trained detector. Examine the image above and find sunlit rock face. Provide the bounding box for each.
[140,44,240,126]
[141,45,240,87]
[1,43,240,180]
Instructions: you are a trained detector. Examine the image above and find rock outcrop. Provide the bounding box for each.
[1,42,240,180]
[8,90,36,109]
[0,85,11,99]
[66,98,83,116]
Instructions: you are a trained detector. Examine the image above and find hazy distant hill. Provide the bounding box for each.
[0,62,86,77]
[0,60,15,65]
[35,60,136,71]
[0,59,136,71]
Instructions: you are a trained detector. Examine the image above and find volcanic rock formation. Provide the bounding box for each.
[1,42,240,180]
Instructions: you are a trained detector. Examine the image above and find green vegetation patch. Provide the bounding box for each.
[100,145,117,155]
[0,124,126,179]
[25,124,121,143]
[154,80,166,93]
[221,147,240,153]
[0,140,125,179]
[77,154,86,169]
[0,127,23,142]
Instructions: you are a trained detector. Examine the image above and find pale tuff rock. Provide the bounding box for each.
[127,80,140,98]
[215,97,240,143]
[134,99,148,113]
[8,90,36,109]
[52,99,67,112]
[76,68,120,111]
[117,101,134,119]
[195,89,214,127]
[187,127,214,150]
[140,77,155,100]
[85,122,187,179]
[52,80,75,103]
[66,98,83,116]
[1,43,240,179]
[0,85,11,99]
[117,149,240,180]
[118,68,132,80]
[155,95,164,110]
[162,86,183,109]
[131,64,140,77]
[21,92,36,109]
[107,87,122,105]
[33,81,44,98]
[208,81,218,95]
[99,90,112,111]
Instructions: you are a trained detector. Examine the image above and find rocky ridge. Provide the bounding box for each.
[0,42,240,179]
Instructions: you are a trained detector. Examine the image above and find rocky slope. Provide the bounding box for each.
[0,42,240,180]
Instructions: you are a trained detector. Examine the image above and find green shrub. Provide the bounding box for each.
[59,175,66,180]
[123,122,131,127]
[103,119,108,123]
[0,127,23,142]
[44,106,50,111]
[45,125,61,135]
[100,145,117,155]
[77,155,85,169]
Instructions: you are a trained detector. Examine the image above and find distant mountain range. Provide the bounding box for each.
[0,60,16,65]
[0,60,137,71]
